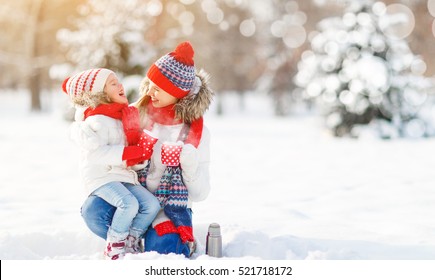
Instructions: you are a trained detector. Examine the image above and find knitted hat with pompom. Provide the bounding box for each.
[146,42,196,99]
[61,68,114,108]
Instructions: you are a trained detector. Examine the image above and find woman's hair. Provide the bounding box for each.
[135,77,151,127]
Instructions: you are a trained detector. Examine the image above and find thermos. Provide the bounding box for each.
[206,223,222,258]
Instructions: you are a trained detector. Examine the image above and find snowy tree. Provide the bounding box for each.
[183,0,258,115]
[294,0,435,138]
[57,0,159,75]
[0,0,77,111]
[252,0,308,116]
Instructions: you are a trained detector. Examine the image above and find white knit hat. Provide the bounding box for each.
[62,68,114,97]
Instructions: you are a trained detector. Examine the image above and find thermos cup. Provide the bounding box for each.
[206,223,222,258]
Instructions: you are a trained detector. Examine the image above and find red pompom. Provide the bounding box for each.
[62,77,70,94]
[173,41,194,66]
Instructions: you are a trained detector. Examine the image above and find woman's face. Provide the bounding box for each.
[105,73,127,104]
[146,81,178,108]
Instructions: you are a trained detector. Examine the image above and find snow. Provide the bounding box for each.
[1,91,435,260]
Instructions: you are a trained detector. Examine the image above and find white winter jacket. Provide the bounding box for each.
[133,122,211,208]
[70,109,139,196]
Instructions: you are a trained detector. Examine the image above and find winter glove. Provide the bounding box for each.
[177,226,194,243]
[122,146,146,167]
[154,221,178,236]
[179,144,199,180]
[148,143,166,173]
[122,134,155,166]
[122,106,141,146]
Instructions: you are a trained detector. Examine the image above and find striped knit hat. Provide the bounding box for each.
[62,68,114,98]
[146,42,196,99]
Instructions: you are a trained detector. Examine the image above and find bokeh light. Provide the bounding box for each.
[432,19,435,39]
[342,12,357,27]
[428,0,435,17]
[283,25,306,49]
[239,19,255,37]
[180,0,196,5]
[404,119,426,138]
[379,4,415,40]
[178,11,195,26]
[147,0,163,17]
[271,20,286,38]
[372,1,386,16]
[410,59,427,75]
[206,8,224,25]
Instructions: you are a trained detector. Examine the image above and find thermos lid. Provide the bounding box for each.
[208,223,221,236]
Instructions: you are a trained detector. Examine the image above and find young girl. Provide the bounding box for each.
[63,68,160,260]
[79,42,214,258]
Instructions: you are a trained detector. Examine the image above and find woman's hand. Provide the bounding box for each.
[179,144,199,179]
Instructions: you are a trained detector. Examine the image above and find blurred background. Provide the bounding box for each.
[2,0,435,138]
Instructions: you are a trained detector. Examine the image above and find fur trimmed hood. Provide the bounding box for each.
[137,69,214,124]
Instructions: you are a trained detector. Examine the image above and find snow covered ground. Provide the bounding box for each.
[1,91,435,260]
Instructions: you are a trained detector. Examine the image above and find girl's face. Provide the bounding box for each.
[105,73,127,104]
[146,81,178,108]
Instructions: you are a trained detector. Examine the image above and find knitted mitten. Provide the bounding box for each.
[154,220,178,236]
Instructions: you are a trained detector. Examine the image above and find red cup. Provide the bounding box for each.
[161,142,183,166]
[140,129,158,152]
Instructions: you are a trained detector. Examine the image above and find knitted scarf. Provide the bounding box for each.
[137,156,192,243]
[145,102,203,148]
[138,103,195,243]
[84,103,126,120]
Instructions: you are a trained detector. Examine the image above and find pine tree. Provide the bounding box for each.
[57,0,157,75]
[294,0,435,138]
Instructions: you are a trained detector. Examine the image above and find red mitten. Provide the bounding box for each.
[122,146,147,167]
[122,146,142,160]
[122,106,141,145]
[122,146,152,166]
[124,130,142,146]
[154,221,178,236]
[126,157,145,167]
[122,134,155,167]
[177,226,194,243]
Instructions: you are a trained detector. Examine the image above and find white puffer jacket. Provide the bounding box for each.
[70,108,139,196]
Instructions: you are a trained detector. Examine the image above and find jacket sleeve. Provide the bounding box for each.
[70,120,101,150]
[183,127,211,202]
[71,119,125,166]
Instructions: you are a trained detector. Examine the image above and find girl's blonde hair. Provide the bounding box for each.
[70,90,111,108]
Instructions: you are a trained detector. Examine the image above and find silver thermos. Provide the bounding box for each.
[206,223,222,258]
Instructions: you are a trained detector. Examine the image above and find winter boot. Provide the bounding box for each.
[104,237,126,260]
[125,235,144,254]
[188,239,197,258]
